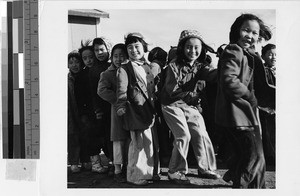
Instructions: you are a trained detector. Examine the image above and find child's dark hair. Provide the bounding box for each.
[261,43,276,56]
[148,47,167,64]
[68,50,83,68]
[92,38,106,49]
[125,35,148,52]
[167,46,177,64]
[229,13,272,44]
[111,43,128,59]
[78,40,94,57]
[68,50,81,61]
[176,37,215,64]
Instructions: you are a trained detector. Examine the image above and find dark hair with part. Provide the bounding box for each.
[68,50,81,61]
[111,43,128,59]
[125,36,148,52]
[261,43,276,56]
[229,13,272,44]
[148,47,167,63]
[68,50,83,68]
[92,38,106,48]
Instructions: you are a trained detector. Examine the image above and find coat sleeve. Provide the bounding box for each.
[97,71,117,104]
[116,67,128,111]
[219,44,251,100]
[197,63,217,83]
[163,63,196,103]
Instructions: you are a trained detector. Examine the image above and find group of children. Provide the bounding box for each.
[68,13,276,188]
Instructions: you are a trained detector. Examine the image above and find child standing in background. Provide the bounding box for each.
[90,37,114,172]
[148,47,172,166]
[77,41,108,173]
[68,51,83,173]
[148,47,168,79]
[116,32,159,185]
[160,30,220,185]
[215,13,272,188]
[98,44,130,183]
[259,44,276,166]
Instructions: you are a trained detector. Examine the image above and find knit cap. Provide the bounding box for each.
[178,30,203,44]
[124,32,144,41]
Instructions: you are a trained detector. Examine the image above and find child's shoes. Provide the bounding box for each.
[70,165,80,173]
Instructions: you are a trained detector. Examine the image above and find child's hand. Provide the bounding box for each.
[117,108,126,116]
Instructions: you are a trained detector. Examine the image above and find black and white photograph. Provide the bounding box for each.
[67,8,276,188]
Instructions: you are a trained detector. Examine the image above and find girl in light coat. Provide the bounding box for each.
[115,33,159,186]
[98,44,130,183]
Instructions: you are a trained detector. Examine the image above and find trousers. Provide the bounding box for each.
[224,126,266,188]
[161,104,217,174]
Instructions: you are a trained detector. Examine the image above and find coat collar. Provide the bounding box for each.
[107,64,118,71]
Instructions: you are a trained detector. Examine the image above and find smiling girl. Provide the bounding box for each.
[215,13,272,188]
[115,32,159,186]
[98,44,130,183]
[160,30,220,185]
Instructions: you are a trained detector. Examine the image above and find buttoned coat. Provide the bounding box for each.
[215,44,259,127]
[116,62,156,131]
[97,64,130,141]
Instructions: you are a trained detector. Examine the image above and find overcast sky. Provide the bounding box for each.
[0,2,275,65]
[99,9,276,65]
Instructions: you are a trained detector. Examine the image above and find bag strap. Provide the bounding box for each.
[123,62,156,115]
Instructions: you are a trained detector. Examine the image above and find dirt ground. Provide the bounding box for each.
[67,163,275,189]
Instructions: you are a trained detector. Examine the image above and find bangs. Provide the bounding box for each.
[125,36,148,52]
[125,36,143,46]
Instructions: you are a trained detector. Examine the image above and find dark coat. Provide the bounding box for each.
[116,62,156,131]
[215,44,259,127]
[74,67,94,119]
[68,72,81,134]
[254,60,276,110]
[88,61,111,114]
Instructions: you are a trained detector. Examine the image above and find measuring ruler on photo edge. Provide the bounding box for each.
[24,0,40,158]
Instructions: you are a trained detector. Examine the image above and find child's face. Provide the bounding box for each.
[184,38,202,63]
[263,48,276,67]
[94,44,109,62]
[82,49,94,68]
[237,20,260,49]
[68,57,81,74]
[112,48,127,67]
[127,41,145,61]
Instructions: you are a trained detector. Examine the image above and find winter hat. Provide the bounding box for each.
[124,32,148,53]
[176,30,216,63]
[124,32,144,41]
[100,36,113,55]
[92,36,113,56]
[178,30,204,44]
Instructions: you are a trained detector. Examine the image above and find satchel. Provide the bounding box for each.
[121,63,156,131]
[122,100,155,131]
